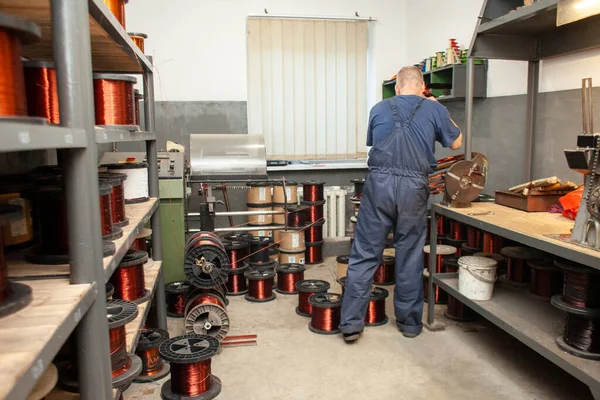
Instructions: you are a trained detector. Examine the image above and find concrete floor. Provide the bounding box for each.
[125,258,593,400]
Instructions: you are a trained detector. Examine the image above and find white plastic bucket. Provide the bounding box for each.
[458,256,498,300]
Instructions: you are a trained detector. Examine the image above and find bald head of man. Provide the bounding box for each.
[395,66,426,96]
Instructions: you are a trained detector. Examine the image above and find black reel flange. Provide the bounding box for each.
[107,299,139,329]
[159,334,222,400]
[275,263,306,294]
[308,292,343,335]
[185,234,229,289]
[295,279,331,317]
[106,282,115,299]
[134,328,171,382]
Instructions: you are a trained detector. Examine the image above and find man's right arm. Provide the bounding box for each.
[432,102,462,150]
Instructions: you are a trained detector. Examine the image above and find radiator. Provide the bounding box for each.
[323,186,347,238]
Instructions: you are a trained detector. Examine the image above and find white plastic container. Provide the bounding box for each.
[458,256,498,300]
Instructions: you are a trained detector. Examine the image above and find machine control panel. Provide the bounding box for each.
[158,151,184,179]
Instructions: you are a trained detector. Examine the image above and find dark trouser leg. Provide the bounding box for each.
[393,181,428,335]
[340,173,395,334]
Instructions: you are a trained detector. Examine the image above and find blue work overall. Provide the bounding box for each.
[340,98,431,336]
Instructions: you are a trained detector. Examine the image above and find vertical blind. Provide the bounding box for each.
[247,17,369,160]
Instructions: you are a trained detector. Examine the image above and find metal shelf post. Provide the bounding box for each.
[464,57,474,161]
[525,60,540,182]
[52,0,112,398]
[427,209,438,326]
[144,58,168,331]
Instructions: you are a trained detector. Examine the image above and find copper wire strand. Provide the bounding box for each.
[506,257,529,283]
[171,360,213,397]
[277,271,304,293]
[374,261,395,284]
[311,306,340,332]
[137,344,164,377]
[24,65,60,123]
[0,30,27,117]
[365,297,386,324]
[110,182,127,225]
[563,268,600,308]
[303,183,324,202]
[306,245,323,264]
[305,224,323,242]
[298,291,315,315]
[305,204,324,223]
[247,278,274,300]
[94,79,135,125]
[99,193,113,236]
[111,263,146,301]
[226,273,247,294]
[109,326,131,378]
[166,291,186,316]
[564,313,600,354]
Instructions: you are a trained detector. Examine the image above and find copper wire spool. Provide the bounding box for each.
[528,258,562,299]
[135,329,170,382]
[445,294,477,322]
[23,60,60,123]
[286,204,306,227]
[423,245,457,272]
[249,236,272,264]
[99,172,129,228]
[224,240,249,269]
[106,299,142,389]
[93,73,137,127]
[373,255,395,285]
[99,182,117,240]
[128,32,147,53]
[466,227,482,248]
[302,181,325,202]
[296,279,330,317]
[275,263,305,294]
[449,220,465,240]
[110,250,149,303]
[302,200,325,223]
[273,180,298,204]
[103,0,127,28]
[305,220,324,242]
[365,287,389,326]
[133,89,143,126]
[245,269,276,302]
[109,325,131,378]
[0,16,40,118]
[305,241,324,265]
[309,293,342,335]
[184,289,229,340]
[556,259,600,309]
[225,265,249,296]
[184,231,229,289]
[436,215,446,236]
[482,232,503,254]
[500,246,543,285]
[563,313,600,356]
[159,334,221,399]
[165,281,190,317]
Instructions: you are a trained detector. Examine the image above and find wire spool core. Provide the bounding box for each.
[184,291,230,341]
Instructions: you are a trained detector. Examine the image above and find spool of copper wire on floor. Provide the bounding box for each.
[224,239,249,269]
[159,334,222,400]
[103,0,127,28]
[165,281,190,318]
[500,246,543,286]
[528,258,562,299]
[309,293,342,335]
[245,269,276,302]
[374,255,395,285]
[275,263,305,294]
[466,226,482,249]
[184,289,229,340]
[305,241,324,265]
[128,32,147,52]
[306,220,325,242]
[0,14,40,120]
[106,300,142,390]
[302,180,325,202]
[23,60,60,124]
[184,231,229,288]
[448,219,465,240]
[225,264,249,296]
[134,329,170,382]
[555,259,600,309]
[110,250,150,304]
[99,171,129,228]
[93,73,138,130]
[296,279,330,317]
[365,287,389,326]
[302,200,325,223]
[482,232,504,254]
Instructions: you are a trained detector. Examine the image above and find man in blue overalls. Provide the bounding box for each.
[340,66,462,342]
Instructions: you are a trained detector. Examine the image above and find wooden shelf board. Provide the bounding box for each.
[6,198,159,281]
[0,279,96,400]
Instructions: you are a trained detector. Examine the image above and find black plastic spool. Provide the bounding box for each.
[134,328,171,382]
[275,263,306,294]
[223,232,253,244]
[249,236,272,264]
[98,171,130,228]
[106,299,142,389]
[184,234,229,289]
[225,264,249,296]
[461,243,481,257]
[551,294,600,360]
[305,240,324,265]
[244,269,276,303]
[249,259,277,272]
[159,334,222,400]
[295,279,330,317]
[365,287,389,327]
[308,292,342,335]
[165,281,191,318]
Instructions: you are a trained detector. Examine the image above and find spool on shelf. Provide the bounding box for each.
[133,89,143,126]
[99,182,123,241]
[301,200,326,223]
[98,171,129,228]
[134,328,170,382]
[184,231,229,289]
[365,287,389,326]
[245,269,276,302]
[0,181,34,249]
[273,180,298,204]
[482,232,503,254]
[128,32,147,52]
[442,257,477,322]
[461,242,481,257]
[165,281,190,318]
[131,228,152,253]
[308,293,342,335]
[448,219,465,241]
[93,73,138,130]
[555,259,600,309]
[159,334,222,400]
[104,162,149,204]
[108,300,142,390]
[296,279,330,317]
[23,60,60,124]
[275,263,305,295]
[184,289,230,341]
[246,181,272,205]
[225,264,249,296]
[374,255,395,285]
[500,246,543,286]
[305,241,324,265]
[103,0,127,28]
[528,258,562,299]
[551,294,600,360]
[110,250,151,304]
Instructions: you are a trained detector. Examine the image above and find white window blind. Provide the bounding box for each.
[247,17,369,160]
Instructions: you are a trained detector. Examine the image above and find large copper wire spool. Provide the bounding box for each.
[106,300,142,390]
[0,14,40,119]
[275,263,305,294]
[301,200,325,223]
[555,259,600,309]
[373,255,395,285]
[246,181,272,205]
[296,279,330,317]
[364,287,389,326]
[99,172,129,228]
[99,182,123,241]
[184,231,229,288]
[245,269,276,302]
[448,220,465,240]
[109,250,150,304]
[103,0,127,28]
[500,246,543,286]
[302,181,325,202]
[249,236,272,264]
[305,220,324,243]
[184,290,229,341]
[273,180,298,204]
[93,73,137,128]
[134,329,170,382]
[128,32,147,52]
[225,264,249,296]
[224,240,249,269]
[247,204,273,226]
[23,60,60,124]
[309,293,342,335]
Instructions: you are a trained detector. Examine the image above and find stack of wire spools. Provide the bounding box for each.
[301,181,326,265]
[246,181,274,238]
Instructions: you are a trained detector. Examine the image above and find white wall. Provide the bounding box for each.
[127,0,409,102]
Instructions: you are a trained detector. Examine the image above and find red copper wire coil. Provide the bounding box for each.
[564,314,600,354]
[23,61,60,123]
[131,237,147,252]
[364,288,388,326]
[302,182,325,202]
[373,256,395,285]
[298,291,314,315]
[449,220,464,240]
[99,191,113,237]
[111,252,147,302]
[304,203,324,223]
[467,227,482,248]
[0,29,27,117]
[529,260,562,298]
[166,283,188,317]
[225,242,249,269]
[137,345,164,377]
[110,182,127,225]
[248,278,274,300]
[305,222,324,242]
[305,244,323,265]
[559,263,600,309]
[171,360,213,397]
[436,216,446,236]
[226,271,247,294]
[482,232,503,254]
[103,0,126,28]
[506,257,529,283]
[287,206,306,228]
[109,326,131,378]
[187,293,226,311]
[423,274,447,304]
[128,33,146,53]
[276,265,305,293]
[311,307,340,332]
[446,295,476,321]
[93,75,136,126]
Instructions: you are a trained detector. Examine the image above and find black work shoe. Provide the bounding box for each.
[401,331,419,338]
[343,332,361,343]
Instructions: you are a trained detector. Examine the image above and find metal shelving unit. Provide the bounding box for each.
[0,1,167,399]
[427,203,600,397]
